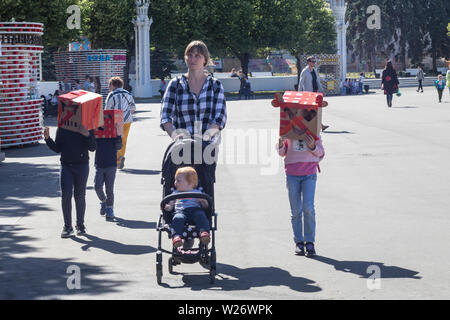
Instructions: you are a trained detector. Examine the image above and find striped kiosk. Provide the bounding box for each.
[0,22,44,150]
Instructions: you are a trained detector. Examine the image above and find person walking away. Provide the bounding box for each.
[298,56,329,131]
[416,66,425,93]
[44,126,96,237]
[381,60,399,107]
[435,74,446,103]
[94,134,122,221]
[105,77,136,169]
[277,134,325,257]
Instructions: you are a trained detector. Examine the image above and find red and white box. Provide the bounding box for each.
[94,110,124,139]
[271,91,327,141]
[57,90,104,134]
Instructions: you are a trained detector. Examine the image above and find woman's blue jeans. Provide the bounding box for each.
[286,174,317,244]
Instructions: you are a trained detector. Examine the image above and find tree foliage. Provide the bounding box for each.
[346,0,450,72]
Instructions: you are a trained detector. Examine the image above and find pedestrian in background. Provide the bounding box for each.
[381,60,399,108]
[434,74,446,103]
[105,77,136,169]
[298,56,329,131]
[446,69,450,95]
[416,65,424,93]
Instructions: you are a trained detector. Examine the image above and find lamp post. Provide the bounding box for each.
[328,0,348,82]
[133,0,153,98]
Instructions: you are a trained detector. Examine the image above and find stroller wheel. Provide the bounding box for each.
[209,268,216,284]
[156,263,163,284]
[168,257,175,274]
[156,251,163,284]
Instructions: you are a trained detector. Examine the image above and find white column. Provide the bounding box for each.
[133,0,153,98]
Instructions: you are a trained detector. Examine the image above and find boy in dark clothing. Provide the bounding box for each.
[94,136,122,220]
[44,126,97,238]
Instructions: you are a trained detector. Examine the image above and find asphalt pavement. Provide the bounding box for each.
[1,87,449,299]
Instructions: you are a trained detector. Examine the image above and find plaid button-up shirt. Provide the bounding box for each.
[160,75,227,136]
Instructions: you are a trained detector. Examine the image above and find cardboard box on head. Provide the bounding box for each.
[57,90,104,134]
[272,91,328,141]
[94,109,124,139]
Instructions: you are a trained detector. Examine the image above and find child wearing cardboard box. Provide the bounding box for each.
[277,134,325,257]
[44,126,97,238]
[94,110,124,221]
[94,136,122,220]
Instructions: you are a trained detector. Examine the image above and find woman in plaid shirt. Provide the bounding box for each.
[160,41,227,141]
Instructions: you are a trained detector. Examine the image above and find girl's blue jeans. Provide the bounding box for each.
[286,174,317,244]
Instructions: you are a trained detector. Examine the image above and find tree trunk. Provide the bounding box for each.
[371,49,377,77]
[431,45,437,73]
[296,55,302,90]
[239,53,250,77]
[402,44,407,71]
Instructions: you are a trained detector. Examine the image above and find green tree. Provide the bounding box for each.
[422,0,450,72]
[81,0,136,89]
[346,0,393,74]
[283,0,336,84]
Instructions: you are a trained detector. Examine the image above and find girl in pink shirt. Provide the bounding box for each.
[278,134,325,257]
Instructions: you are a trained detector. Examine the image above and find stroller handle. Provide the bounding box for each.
[160,192,214,213]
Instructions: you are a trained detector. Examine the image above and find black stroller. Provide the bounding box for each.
[156,138,218,284]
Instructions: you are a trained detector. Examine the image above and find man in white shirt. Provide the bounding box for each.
[105,77,136,169]
[298,56,329,132]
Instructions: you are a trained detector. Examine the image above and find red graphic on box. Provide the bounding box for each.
[94,110,124,139]
[57,90,104,134]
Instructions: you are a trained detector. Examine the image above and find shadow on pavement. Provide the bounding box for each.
[390,106,418,109]
[0,225,128,299]
[3,142,56,158]
[71,234,156,255]
[133,116,156,122]
[322,131,355,134]
[119,168,161,175]
[161,263,321,293]
[313,256,421,279]
[0,162,60,218]
[114,217,157,229]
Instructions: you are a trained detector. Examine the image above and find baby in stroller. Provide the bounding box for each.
[165,167,211,248]
[157,138,218,284]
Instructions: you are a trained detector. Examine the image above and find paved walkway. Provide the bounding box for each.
[1,87,449,299]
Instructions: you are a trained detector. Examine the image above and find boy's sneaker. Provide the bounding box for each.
[118,156,125,170]
[199,231,210,245]
[105,207,115,221]
[61,226,74,238]
[305,242,316,257]
[100,202,106,216]
[172,236,183,248]
[76,225,87,236]
[295,242,305,256]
